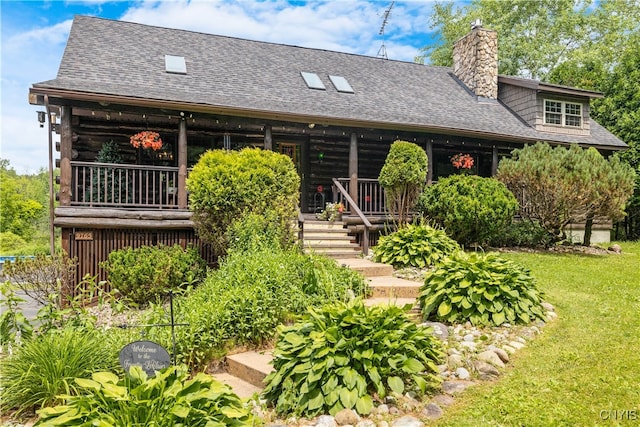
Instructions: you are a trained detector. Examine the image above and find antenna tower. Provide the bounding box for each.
[377,1,395,59]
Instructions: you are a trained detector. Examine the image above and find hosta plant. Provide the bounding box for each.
[419,251,546,326]
[35,365,253,426]
[373,222,460,268]
[262,299,443,417]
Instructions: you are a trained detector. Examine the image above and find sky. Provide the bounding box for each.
[0,0,445,174]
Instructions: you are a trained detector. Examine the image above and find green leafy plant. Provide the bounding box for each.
[316,202,345,222]
[419,251,546,326]
[227,210,294,253]
[417,175,518,247]
[0,327,118,417]
[488,220,555,248]
[263,299,443,417]
[101,244,207,305]
[188,147,300,256]
[373,222,460,268]
[0,281,34,351]
[145,247,368,369]
[35,365,253,426]
[378,140,428,226]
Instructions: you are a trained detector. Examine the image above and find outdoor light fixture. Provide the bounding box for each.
[37,111,46,127]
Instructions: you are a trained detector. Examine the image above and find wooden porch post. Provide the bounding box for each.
[178,118,188,209]
[264,125,273,150]
[491,145,498,176]
[59,106,73,207]
[426,139,433,184]
[349,132,358,206]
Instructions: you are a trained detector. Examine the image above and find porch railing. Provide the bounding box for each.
[332,178,372,255]
[335,178,387,215]
[70,162,183,209]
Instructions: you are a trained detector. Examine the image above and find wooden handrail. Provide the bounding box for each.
[332,178,372,255]
[296,207,304,250]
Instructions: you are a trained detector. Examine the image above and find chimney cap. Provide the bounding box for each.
[471,19,482,30]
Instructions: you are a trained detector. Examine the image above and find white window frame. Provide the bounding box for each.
[544,99,582,128]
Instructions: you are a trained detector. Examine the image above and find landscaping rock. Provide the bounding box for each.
[459,341,477,351]
[422,403,443,420]
[375,404,390,415]
[541,302,555,312]
[477,350,506,368]
[502,345,516,354]
[316,415,338,427]
[474,361,500,380]
[377,422,389,427]
[608,244,622,253]
[422,322,449,340]
[432,394,455,407]
[455,367,471,380]
[442,380,474,395]
[355,420,376,427]
[335,409,359,426]
[491,347,510,363]
[391,415,424,427]
[509,341,525,350]
[463,333,475,342]
[448,354,463,368]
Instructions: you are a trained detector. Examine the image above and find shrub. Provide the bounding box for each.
[488,220,555,248]
[101,244,207,305]
[419,251,546,327]
[373,222,460,268]
[144,248,368,369]
[0,327,118,417]
[263,300,443,417]
[378,140,428,225]
[36,365,254,426]
[417,175,518,247]
[0,282,34,351]
[188,147,300,255]
[1,254,76,307]
[227,211,294,253]
[0,232,27,254]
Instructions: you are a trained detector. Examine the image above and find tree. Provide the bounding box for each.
[187,148,300,256]
[496,143,635,244]
[418,0,640,81]
[0,159,45,241]
[378,140,428,226]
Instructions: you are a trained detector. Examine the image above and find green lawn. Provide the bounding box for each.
[434,242,640,427]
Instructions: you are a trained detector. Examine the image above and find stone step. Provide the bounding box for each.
[226,351,274,389]
[303,233,353,241]
[302,220,347,231]
[367,276,422,299]
[335,258,394,278]
[304,240,359,249]
[211,372,263,399]
[307,249,362,259]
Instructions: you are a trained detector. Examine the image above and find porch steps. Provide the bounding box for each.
[302,220,361,258]
[211,259,426,398]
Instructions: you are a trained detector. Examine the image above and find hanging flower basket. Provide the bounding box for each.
[451,153,474,170]
[130,131,163,151]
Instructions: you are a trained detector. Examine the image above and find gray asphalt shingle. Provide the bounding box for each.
[34,16,626,149]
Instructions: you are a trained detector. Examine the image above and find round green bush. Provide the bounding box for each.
[373,222,460,268]
[187,147,300,255]
[263,299,443,417]
[0,327,118,417]
[419,251,546,326]
[417,175,519,247]
[101,244,207,305]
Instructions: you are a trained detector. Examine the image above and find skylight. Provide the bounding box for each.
[165,55,187,74]
[329,75,354,93]
[301,72,326,90]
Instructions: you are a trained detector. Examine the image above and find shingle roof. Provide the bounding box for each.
[34,15,626,149]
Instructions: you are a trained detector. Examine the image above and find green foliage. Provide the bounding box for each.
[188,147,300,256]
[373,222,460,268]
[0,281,34,351]
[101,244,207,306]
[263,299,443,417]
[497,143,635,243]
[417,175,518,247]
[487,220,555,248]
[419,251,545,327]
[144,247,368,369]
[2,254,76,308]
[35,365,253,426]
[0,160,45,241]
[0,327,118,417]
[0,232,27,254]
[227,210,294,253]
[378,140,428,225]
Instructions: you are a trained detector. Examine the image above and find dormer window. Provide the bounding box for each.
[544,99,582,127]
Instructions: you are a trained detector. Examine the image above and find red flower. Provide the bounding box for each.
[130,131,163,151]
[451,153,474,170]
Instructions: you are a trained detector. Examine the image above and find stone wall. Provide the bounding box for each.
[453,26,498,99]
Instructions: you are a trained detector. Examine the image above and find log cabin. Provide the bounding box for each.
[29,16,627,282]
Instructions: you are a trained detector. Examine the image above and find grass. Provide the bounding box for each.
[433,242,640,426]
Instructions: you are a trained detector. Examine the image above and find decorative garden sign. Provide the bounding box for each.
[119,340,171,377]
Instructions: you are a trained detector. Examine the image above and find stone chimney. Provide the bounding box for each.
[452,20,498,99]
